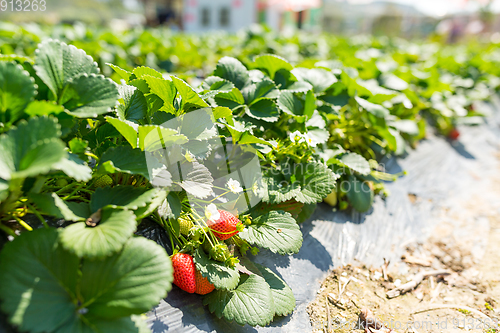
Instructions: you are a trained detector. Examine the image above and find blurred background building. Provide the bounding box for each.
[1,0,500,40]
[142,0,322,32]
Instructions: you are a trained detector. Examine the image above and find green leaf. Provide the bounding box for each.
[132,66,162,79]
[246,99,280,122]
[296,202,316,224]
[361,80,398,103]
[151,111,175,125]
[81,236,172,318]
[338,152,371,175]
[255,199,304,220]
[212,106,232,120]
[0,61,36,124]
[30,192,88,221]
[117,85,147,122]
[240,211,302,255]
[306,128,329,145]
[0,228,171,332]
[203,76,235,92]
[193,249,240,290]
[284,81,313,93]
[0,116,66,180]
[60,207,137,259]
[17,139,66,180]
[390,127,406,156]
[90,186,161,213]
[341,71,371,97]
[241,79,279,106]
[178,109,217,140]
[223,120,275,147]
[291,68,337,93]
[106,116,138,148]
[214,88,245,109]
[380,73,408,91]
[355,96,389,118]
[59,315,151,333]
[0,228,80,333]
[254,54,292,79]
[213,57,250,90]
[203,274,274,326]
[254,263,295,316]
[107,63,131,81]
[277,91,312,121]
[53,153,92,182]
[158,192,182,219]
[391,120,419,136]
[98,146,159,181]
[179,161,214,199]
[293,162,339,204]
[34,39,99,99]
[68,137,88,156]
[321,91,350,107]
[134,189,167,220]
[303,89,316,120]
[377,127,397,151]
[129,78,150,94]
[138,124,187,151]
[344,175,374,213]
[142,75,177,114]
[63,74,119,118]
[0,179,8,202]
[0,54,33,64]
[24,100,64,117]
[261,173,301,204]
[172,76,209,110]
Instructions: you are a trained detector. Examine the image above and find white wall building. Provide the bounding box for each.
[182,0,257,32]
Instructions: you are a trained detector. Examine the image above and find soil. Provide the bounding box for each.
[307,154,500,332]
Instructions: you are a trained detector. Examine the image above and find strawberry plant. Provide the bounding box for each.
[0,40,307,330]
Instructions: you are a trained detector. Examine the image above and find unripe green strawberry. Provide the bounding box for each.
[339,200,349,210]
[55,179,68,187]
[189,226,204,242]
[171,253,196,293]
[208,210,241,240]
[178,216,194,236]
[195,270,215,295]
[94,175,113,188]
[323,189,337,207]
[210,243,230,262]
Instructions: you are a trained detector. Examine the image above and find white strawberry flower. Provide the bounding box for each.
[205,203,220,221]
[226,178,243,193]
[289,131,305,143]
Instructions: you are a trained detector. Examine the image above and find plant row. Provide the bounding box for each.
[0,26,497,332]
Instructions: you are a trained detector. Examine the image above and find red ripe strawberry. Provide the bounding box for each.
[171,253,196,293]
[195,270,215,295]
[449,128,460,140]
[208,210,241,240]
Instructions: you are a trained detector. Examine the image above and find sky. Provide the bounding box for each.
[343,0,500,17]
